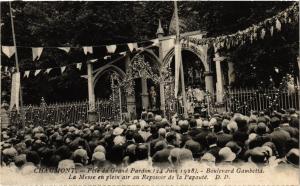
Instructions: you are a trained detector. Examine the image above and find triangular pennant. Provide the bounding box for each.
[90,59,98,63]
[275,19,281,31]
[45,68,52,74]
[32,47,43,61]
[83,47,93,55]
[127,43,138,52]
[24,71,30,78]
[104,56,111,60]
[106,45,117,53]
[151,39,159,46]
[1,46,15,58]
[119,51,126,56]
[76,63,82,70]
[61,66,66,73]
[58,47,70,53]
[34,69,41,76]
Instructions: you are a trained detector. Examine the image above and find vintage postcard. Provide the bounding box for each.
[0,1,299,186]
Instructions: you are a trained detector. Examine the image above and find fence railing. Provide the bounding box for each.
[9,99,120,126]
[224,88,299,115]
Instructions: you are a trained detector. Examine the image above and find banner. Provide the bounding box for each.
[34,69,41,76]
[174,42,181,98]
[2,46,16,58]
[10,72,20,111]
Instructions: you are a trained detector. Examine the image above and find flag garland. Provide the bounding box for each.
[184,2,298,52]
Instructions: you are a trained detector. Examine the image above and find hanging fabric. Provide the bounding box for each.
[32,47,43,61]
[1,46,15,58]
[83,47,93,55]
[61,66,66,73]
[34,69,41,76]
[76,63,82,70]
[58,47,71,53]
[106,45,117,53]
[45,68,52,74]
[270,26,274,36]
[127,43,138,52]
[24,71,30,78]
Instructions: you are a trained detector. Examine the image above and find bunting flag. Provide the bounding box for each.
[58,47,70,53]
[24,71,30,78]
[106,45,117,53]
[32,47,43,61]
[45,68,52,74]
[61,66,66,73]
[104,56,111,60]
[127,43,138,52]
[76,63,82,70]
[34,69,41,76]
[185,2,298,52]
[151,39,159,46]
[119,51,126,56]
[2,46,16,58]
[83,47,93,55]
[90,59,98,63]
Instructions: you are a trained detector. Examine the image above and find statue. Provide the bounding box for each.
[149,86,157,110]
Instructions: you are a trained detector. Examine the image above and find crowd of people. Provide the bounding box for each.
[1,108,299,173]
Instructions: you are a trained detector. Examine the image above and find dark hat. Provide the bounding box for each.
[225,141,242,155]
[250,147,268,163]
[184,140,201,156]
[285,148,299,166]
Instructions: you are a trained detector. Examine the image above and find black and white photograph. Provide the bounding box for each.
[0,1,299,186]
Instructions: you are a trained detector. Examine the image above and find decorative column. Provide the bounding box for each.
[156,19,166,116]
[141,77,149,110]
[214,52,226,103]
[204,71,214,94]
[228,61,235,87]
[87,61,97,122]
[125,54,136,119]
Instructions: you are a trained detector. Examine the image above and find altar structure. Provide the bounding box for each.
[87,20,234,121]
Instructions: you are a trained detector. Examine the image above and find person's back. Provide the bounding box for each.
[269,117,291,157]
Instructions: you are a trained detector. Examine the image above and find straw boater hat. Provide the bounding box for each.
[219,147,236,162]
[113,127,124,136]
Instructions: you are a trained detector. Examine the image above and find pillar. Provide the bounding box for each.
[125,54,136,119]
[214,52,226,103]
[157,19,166,116]
[204,71,214,94]
[141,77,149,110]
[87,61,97,122]
[228,61,235,87]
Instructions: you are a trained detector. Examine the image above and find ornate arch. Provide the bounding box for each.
[162,45,209,71]
[130,48,161,70]
[93,65,126,88]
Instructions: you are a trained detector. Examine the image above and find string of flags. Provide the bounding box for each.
[1,37,159,61]
[184,2,299,52]
[0,40,158,78]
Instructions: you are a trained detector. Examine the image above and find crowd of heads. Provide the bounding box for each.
[1,108,299,173]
